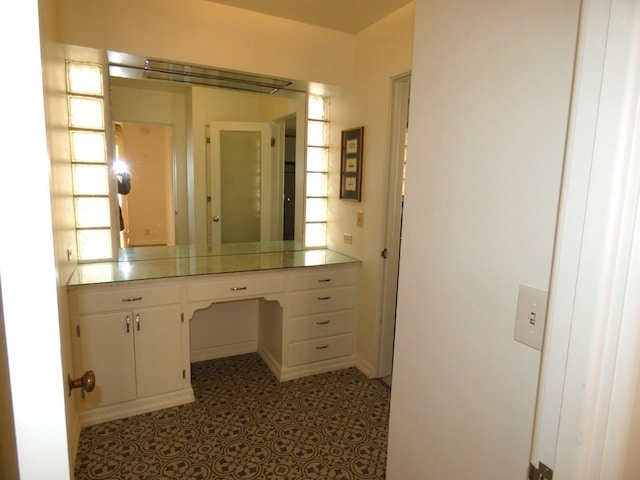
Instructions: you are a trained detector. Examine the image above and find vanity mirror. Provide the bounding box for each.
[107,52,307,261]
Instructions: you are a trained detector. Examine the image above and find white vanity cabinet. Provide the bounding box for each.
[68,255,360,425]
[70,282,193,426]
[281,265,357,377]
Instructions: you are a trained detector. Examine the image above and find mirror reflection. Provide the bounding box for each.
[108,55,307,261]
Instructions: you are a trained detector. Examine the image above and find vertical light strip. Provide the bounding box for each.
[305,95,329,248]
[66,61,113,261]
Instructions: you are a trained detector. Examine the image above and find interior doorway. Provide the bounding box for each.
[378,74,411,382]
[114,122,175,248]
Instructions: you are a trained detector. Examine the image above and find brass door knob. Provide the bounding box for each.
[68,370,96,396]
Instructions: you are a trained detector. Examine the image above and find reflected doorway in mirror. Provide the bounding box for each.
[114,122,175,248]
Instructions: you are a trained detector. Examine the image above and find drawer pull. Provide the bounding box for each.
[317,296,331,301]
[316,344,329,350]
[231,286,248,291]
[316,320,331,325]
[126,315,131,333]
[122,296,142,302]
[135,314,140,331]
[318,278,332,283]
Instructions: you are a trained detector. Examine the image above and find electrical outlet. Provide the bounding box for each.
[357,211,364,227]
[514,285,548,351]
[343,233,353,245]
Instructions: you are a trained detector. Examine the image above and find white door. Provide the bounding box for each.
[529,0,640,478]
[378,74,411,378]
[209,122,272,245]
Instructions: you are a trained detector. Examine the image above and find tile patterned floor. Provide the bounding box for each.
[75,354,391,479]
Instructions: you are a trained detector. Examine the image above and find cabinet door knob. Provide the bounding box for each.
[136,314,141,331]
[68,370,96,396]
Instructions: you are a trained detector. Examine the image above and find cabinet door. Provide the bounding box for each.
[79,312,136,408]
[133,305,184,398]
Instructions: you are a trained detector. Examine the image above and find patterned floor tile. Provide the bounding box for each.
[75,354,390,479]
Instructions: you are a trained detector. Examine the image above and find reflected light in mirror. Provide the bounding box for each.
[114,159,129,174]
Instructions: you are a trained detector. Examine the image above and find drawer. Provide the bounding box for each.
[75,285,180,315]
[288,333,353,366]
[289,310,354,342]
[289,286,354,316]
[187,272,285,302]
[287,267,356,292]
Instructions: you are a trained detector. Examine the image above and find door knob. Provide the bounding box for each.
[68,370,96,396]
[213,216,220,222]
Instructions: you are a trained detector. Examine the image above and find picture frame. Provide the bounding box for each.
[340,126,364,201]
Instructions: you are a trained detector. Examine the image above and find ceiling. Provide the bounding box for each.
[207,0,413,34]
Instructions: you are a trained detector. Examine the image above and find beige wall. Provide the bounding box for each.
[55,0,356,88]
[387,0,580,478]
[326,4,415,374]
[40,0,81,471]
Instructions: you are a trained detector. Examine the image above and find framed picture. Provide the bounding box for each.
[340,127,364,201]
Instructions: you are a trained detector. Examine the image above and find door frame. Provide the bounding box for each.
[530,0,640,476]
[377,73,411,378]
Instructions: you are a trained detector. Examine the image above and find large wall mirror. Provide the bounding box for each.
[107,52,307,261]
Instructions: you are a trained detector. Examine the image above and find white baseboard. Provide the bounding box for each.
[257,342,283,379]
[278,355,357,382]
[78,388,195,427]
[356,354,375,378]
[69,411,81,474]
[191,341,258,362]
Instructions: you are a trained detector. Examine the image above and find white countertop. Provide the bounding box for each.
[68,248,360,286]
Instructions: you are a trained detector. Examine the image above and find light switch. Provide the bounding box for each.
[514,285,548,351]
[356,211,364,227]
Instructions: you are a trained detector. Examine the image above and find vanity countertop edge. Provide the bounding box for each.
[67,248,361,287]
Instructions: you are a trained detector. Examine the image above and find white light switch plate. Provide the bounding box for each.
[514,285,548,351]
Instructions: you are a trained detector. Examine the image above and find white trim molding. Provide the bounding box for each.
[530,0,640,477]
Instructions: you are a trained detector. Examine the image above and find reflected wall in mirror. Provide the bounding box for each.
[108,66,307,258]
[115,121,175,248]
